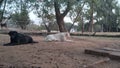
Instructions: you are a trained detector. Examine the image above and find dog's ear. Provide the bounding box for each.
[8,31,18,35]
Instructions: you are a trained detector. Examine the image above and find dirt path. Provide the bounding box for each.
[0,34,120,68]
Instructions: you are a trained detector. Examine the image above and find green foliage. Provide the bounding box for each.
[81,0,120,32]
[65,23,73,30]
[0,0,4,8]
[4,0,36,29]
[97,0,119,32]
[11,9,30,29]
[77,21,83,31]
[1,0,120,32]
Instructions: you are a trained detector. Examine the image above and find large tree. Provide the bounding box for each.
[94,0,119,32]
[0,0,4,7]
[68,1,85,32]
[83,0,119,32]
[34,0,56,32]
[12,9,30,29]
[0,0,7,22]
[9,0,34,29]
[54,0,71,32]
[34,0,81,32]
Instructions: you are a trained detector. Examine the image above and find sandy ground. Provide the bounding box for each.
[0,34,120,68]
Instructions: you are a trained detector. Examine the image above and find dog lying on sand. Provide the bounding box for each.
[45,32,72,42]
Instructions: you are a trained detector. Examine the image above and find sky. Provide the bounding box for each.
[29,12,72,25]
[29,12,40,25]
[118,0,120,4]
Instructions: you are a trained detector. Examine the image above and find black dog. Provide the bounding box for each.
[4,31,38,46]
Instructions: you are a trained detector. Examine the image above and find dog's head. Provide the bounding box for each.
[8,31,18,38]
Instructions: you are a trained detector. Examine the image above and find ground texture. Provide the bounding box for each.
[0,34,120,68]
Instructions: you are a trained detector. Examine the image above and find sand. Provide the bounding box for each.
[0,34,120,68]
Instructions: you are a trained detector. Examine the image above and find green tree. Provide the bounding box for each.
[95,0,119,32]
[34,0,81,32]
[68,1,85,32]
[34,0,56,32]
[0,0,7,22]
[83,0,119,32]
[54,0,71,32]
[11,0,31,29]
[12,9,30,29]
[0,0,4,8]
[84,0,99,32]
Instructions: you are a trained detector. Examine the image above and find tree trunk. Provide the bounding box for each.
[0,0,3,7]
[101,23,103,32]
[89,1,94,32]
[68,22,75,32]
[0,0,7,22]
[43,21,51,32]
[54,1,70,32]
[56,16,67,32]
[42,17,51,32]
[68,2,85,32]
[81,16,84,34]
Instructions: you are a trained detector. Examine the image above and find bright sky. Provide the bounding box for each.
[118,0,120,4]
[29,12,72,25]
[29,12,40,25]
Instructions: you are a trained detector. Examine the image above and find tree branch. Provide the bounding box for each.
[62,1,71,17]
[0,0,7,22]
[54,1,60,16]
[0,0,4,5]
[68,2,85,32]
